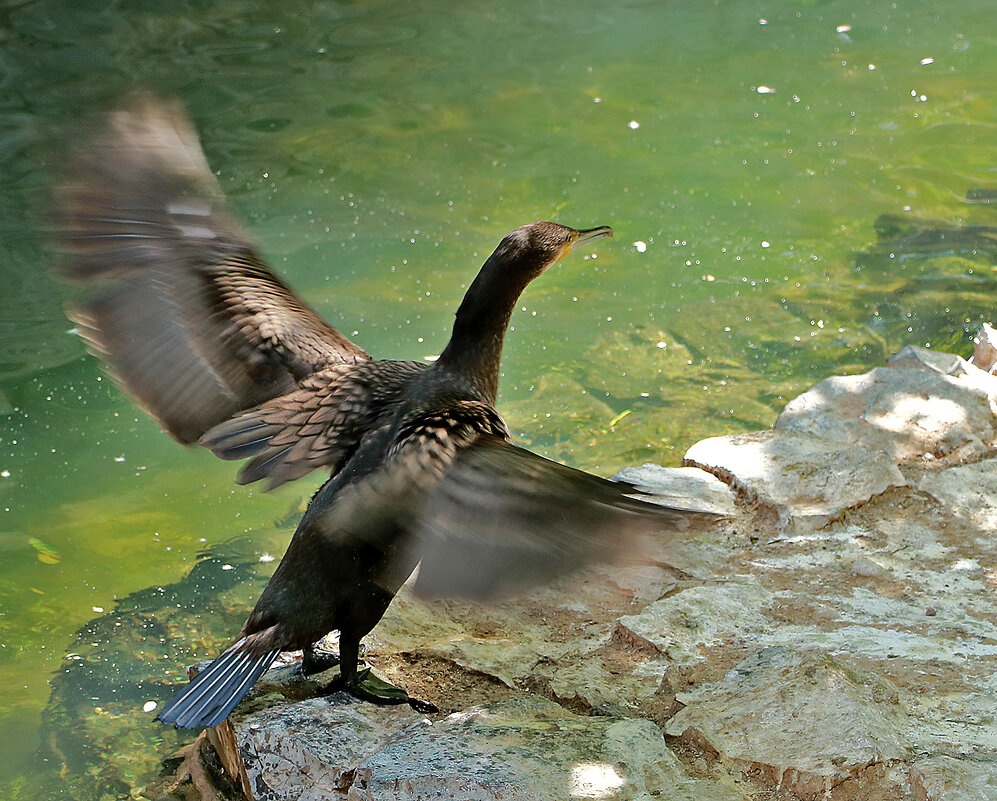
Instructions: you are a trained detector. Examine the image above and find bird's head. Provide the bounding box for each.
[492,221,614,280]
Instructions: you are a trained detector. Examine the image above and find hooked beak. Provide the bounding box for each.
[559,225,613,261]
[574,225,614,248]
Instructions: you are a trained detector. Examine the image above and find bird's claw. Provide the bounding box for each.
[407,697,438,714]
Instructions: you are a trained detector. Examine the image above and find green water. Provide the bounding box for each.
[2,0,996,796]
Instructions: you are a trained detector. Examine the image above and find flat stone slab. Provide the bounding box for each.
[683,429,906,527]
[918,456,997,536]
[236,695,752,801]
[613,463,738,516]
[615,577,772,666]
[666,647,910,800]
[237,695,426,799]
[909,755,997,801]
[776,348,997,463]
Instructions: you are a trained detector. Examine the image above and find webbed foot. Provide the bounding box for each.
[340,666,437,713]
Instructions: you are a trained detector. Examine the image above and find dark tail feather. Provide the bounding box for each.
[157,640,280,729]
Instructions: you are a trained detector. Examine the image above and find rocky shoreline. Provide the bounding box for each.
[149,344,997,801]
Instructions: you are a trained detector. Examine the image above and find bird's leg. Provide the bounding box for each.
[300,642,340,675]
[338,633,437,713]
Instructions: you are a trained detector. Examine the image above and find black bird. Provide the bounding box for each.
[56,98,698,729]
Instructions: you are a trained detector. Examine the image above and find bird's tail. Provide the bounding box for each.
[157,639,280,729]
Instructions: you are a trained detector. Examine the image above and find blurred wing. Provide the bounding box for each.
[404,438,697,602]
[56,96,369,444]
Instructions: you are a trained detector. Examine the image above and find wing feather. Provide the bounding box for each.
[200,359,426,489]
[308,400,702,601]
[406,438,694,600]
[56,96,369,444]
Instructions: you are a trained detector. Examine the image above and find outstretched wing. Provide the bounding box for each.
[201,359,427,490]
[405,438,696,600]
[56,96,369,445]
[320,398,703,601]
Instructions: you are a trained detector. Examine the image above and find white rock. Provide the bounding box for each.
[615,577,773,665]
[887,344,970,375]
[666,647,910,799]
[613,463,738,516]
[909,755,997,801]
[683,429,906,528]
[777,354,997,463]
[918,457,997,536]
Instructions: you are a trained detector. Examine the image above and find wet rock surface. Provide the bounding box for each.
[136,344,997,801]
[225,693,764,801]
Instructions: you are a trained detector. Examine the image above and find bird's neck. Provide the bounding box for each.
[435,254,533,403]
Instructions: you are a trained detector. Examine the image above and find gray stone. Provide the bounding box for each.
[666,647,910,799]
[615,577,772,666]
[909,755,997,801]
[850,556,890,578]
[776,358,997,463]
[144,346,997,801]
[353,697,656,800]
[683,429,906,528]
[612,463,738,516]
[236,695,752,801]
[238,696,427,800]
[887,344,970,375]
[919,457,997,536]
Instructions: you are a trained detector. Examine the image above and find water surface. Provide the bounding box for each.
[2,0,996,795]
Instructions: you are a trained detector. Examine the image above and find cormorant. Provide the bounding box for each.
[57,98,699,729]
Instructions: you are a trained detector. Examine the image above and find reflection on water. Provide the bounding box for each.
[1,0,996,795]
